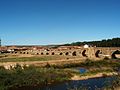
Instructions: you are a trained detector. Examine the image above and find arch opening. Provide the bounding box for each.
[59,52,63,55]
[112,50,120,59]
[41,52,44,55]
[95,50,101,58]
[65,52,69,56]
[82,50,87,57]
[72,51,77,56]
[46,53,49,55]
[23,52,26,54]
[52,52,55,55]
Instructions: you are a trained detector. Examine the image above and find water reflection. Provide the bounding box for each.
[78,68,87,74]
[73,67,87,74]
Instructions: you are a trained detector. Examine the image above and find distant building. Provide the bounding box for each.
[83,44,89,48]
[58,46,82,50]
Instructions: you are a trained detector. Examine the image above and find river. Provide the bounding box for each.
[11,76,115,90]
[9,67,120,90]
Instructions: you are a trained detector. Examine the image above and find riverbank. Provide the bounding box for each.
[0,65,72,90]
[0,58,120,90]
[71,72,118,81]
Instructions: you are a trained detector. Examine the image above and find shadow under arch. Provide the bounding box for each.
[23,52,26,54]
[82,50,87,57]
[95,50,101,58]
[65,52,69,55]
[46,52,49,55]
[41,52,44,55]
[111,50,120,59]
[15,52,17,54]
[51,52,55,55]
[72,51,77,56]
[59,52,63,55]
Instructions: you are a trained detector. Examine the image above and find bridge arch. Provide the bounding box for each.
[51,52,55,55]
[59,52,63,55]
[95,50,101,58]
[82,50,87,57]
[46,52,49,55]
[111,50,120,59]
[41,52,44,55]
[23,52,26,54]
[65,52,69,55]
[72,51,77,56]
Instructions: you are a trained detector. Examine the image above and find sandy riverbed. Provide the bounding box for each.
[71,72,118,81]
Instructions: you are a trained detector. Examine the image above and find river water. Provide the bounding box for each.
[11,76,115,90]
[10,68,118,90]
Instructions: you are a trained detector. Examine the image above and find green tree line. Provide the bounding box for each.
[62,37,120,47]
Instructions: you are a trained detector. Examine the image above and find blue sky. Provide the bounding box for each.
[0,0,120,45]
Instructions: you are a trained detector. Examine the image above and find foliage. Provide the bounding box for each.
[47,59,120,69]
[0,65,72,90]
[61,37,120,47]
[0,59,120,89]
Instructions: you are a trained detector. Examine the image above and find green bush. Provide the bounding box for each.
[0,65,72,89]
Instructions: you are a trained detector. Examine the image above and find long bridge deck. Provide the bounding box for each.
[10,47,120,59]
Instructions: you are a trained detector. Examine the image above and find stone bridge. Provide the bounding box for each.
[10,47,120,59]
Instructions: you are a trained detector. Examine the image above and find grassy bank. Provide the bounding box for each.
[0,55,79,62]
[0,65,72,90]
[0,65,118,90]
[44,58,120,70]
[0,58,120,90]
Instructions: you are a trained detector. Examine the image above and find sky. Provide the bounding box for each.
[0,0,120,45]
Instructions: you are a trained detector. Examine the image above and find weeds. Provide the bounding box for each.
[0,65,72,89]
